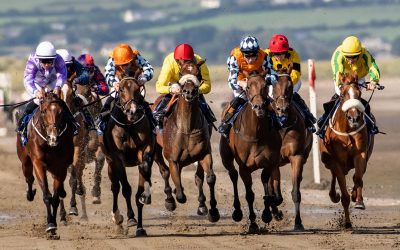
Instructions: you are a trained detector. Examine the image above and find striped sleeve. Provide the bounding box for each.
[362,50,380,82]
[104,58,118,87]
[226,55,240,90]
[263,54,277,83]
[136,54,154,81]
[331,49,343,86]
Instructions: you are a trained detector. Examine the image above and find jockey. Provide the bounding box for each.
[265,34,317,132]
[96,43,154,134]
[153,43,216,129]
[77,53,109,96]
[316,36,381,138]
[218,35,277,136]
[57,49,96,131]
[17,41,79,145]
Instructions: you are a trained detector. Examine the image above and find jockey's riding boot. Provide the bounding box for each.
[95,96,115,135]
[199,95,217,125]
[293,93,317,133]
[82,108,96,131]
[316,94,340,138]
[61,101,80,136]
[16,101,38,133]
[361,98,380,134]
[153,94,172,129]
[217,97,246,137]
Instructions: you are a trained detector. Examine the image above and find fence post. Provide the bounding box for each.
[308,59,320,184]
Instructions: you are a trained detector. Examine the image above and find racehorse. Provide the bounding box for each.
[16,90,74,239]
[320,72,375,228]
[75,81,105,204]
[219,71,281,233]
[59,75,90,222]
[99,69,154,236]
[153,60,220,222]
[268,72,313,230]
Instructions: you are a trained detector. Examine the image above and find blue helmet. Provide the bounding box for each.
[240,36,260,54]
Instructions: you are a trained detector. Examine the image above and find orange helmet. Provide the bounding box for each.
[111,43,135,65]
[174,43,194,60]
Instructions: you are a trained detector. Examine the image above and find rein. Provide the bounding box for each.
[0,97,35,108]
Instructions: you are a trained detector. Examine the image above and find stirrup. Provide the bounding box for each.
[218,123,231,136]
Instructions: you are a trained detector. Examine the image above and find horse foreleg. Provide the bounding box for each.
[329,170,340,203]
[336,170,352,228]
[353,155,367,210]
[154,145,175,211]
[22,158,36,201]
[290,155,305,231]
[107,160,124,225]
[68,165,78,216]
[261,168,273,224]
[169,161,186,204]
[118,165,136,227]
[135,172,147,237]
[194,163,207,216]
[199,154,220,223]
[239,167,258,234]
[138,152,152,205]
[267,167,283,221]
[91,149,105,204]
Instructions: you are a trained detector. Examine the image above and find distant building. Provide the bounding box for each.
[201,0,221,9]
[41,34,68,47]
[123,10,166,23]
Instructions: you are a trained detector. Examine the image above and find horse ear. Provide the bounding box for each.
[259,69,267,78]
[134,68,143,79]
[287,64,293,74]
[239,78,248,89]
[197,59,206,68]
[242,70,250,78]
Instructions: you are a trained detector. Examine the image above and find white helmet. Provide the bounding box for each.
[35,41,56,59]
[56,49,73,64]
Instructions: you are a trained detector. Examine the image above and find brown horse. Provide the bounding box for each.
[99,71,154,236]
[219,71,281,233]
[16,90,74,239]
[153,60,220,222]
[75,82,105,204]
[269,73,313,230]
[320,73,374,228]
[59,76,90,222]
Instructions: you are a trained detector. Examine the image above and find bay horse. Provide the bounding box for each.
[320,72,374,228]
[16,90,74,239]
[75,82,105,204]
[99,69,154,236]
[59,75,90,222]
[269,72,313,230]
[219,71,281,233]
[153,60,220,222]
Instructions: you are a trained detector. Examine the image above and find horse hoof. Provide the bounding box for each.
[60,220,67,226]
[176,194,187,204]
[232,209,243,222]
[92,196,101,204]
[26,188,36,202]
[80,215,88,221]
[69,207,78,216]
[294,223,305,231]
[139,194,151,205]
[208,208,220,223]
[248,222,259,234]
[127,218,138,227]
[46,223,57,232]
[354,201,365,210]
[273,210,284,221]
[330,193,341,203]
[135,227,147,237]
[262,209,273,224]
[112,215,124,225]
[345,222,352,229]
[46,230,60,240]
[197,206,208,216]
[165,198,176,211]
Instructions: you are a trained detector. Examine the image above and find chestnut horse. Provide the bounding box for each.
[99,70,154,236]
[75,82,105,204]
[59,76,90,222]
[320,73,375,228]
[16,90,74,239]
[219,71,281,233]
[269,73,313,230]
[153,60,220,222]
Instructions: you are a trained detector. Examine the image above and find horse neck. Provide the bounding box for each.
[175,96,202,131]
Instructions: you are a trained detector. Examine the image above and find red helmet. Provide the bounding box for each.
[77,53,95,66]
[174,43,194,60]
[269,34,289,53]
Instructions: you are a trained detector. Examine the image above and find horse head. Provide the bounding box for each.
[117,69,144,122]
[270,67,294,125]
[178,60,204,102]
[241,70,269,117]
[38,90,67,147]
[338,72,365,129]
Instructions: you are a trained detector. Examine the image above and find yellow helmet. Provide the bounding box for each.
[341,36,362,56]
[111,43,135,65]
